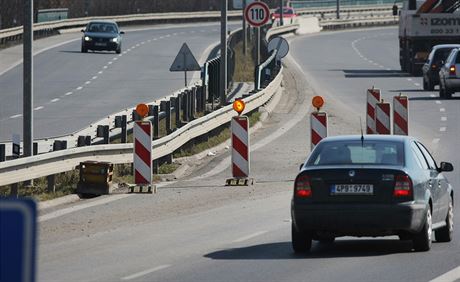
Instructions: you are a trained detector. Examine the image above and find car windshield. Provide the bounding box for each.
[274,8,293,14]
[88,23,118,33]
[307,140,404,166]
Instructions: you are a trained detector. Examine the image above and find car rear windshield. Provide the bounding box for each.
[88,23,118,33]
[433,48,454,63]
[307,140,404,166]
[274,8,293,14]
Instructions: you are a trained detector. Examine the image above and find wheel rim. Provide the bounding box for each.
[448,201,454,234]
[427,209,432,242]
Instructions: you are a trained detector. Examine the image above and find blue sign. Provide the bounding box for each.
[0,198,37,282]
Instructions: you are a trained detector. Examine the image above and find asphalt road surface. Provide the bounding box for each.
[0,22,237,141]
[37,27,460,282]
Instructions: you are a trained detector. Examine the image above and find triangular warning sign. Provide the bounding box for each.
[169,43,201,72]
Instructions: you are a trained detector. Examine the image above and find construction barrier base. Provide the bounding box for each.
[128,185,156,194]
[225,178,254,186]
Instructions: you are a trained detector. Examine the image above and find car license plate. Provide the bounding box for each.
[95,42,106,47]
[330,184,374,195]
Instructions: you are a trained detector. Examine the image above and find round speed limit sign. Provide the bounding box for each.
[244,2,270,27]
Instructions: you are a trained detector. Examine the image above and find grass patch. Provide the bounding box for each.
[233,41,256,82]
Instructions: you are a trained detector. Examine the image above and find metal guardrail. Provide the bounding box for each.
[0,68,283,187]
[291,0,402,9]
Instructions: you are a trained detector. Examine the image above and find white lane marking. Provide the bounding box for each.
[118,54,123,57]
[414,83,420,87]
[386,68,391,71]
[173,33,177,36]
[232,231,268,243]
[407,78,413,81]
[85,81,91,85]
[113,57,118,61]
[123,51,128,54]
[430,94,436,97]
[98,71,103,74]
[121,265,171,281]
[50,98,60,103]
[10,114,22,119]
[432,138,440,144]
[76,86,83,90]
[136,44,140,47]
[141,41,145,44]
[92,76,98,80]
[103,66,108,69]
[369,60,374,63]
[435,100,441,104]
[108,61,113,65]
[65,91,73,96]
[39,194,132,222]
[147,39,151,42]
[440,127,446,132]
[429,266,460,282]
[34,106,44,111]
[441,117,447,121]
[440,108,446,112]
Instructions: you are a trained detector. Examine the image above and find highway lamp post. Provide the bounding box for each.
[220,0,228,106]
[23,0,34,186]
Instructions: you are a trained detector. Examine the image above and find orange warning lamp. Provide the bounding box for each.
[233,99,245,115]
[312,96,324,111]
[136,103,149,118]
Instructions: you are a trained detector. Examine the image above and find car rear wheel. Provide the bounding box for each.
[412,208,432,252]
[81,46,87,53]
[439,84,446,98]
[116,46,121,54]
[292,224,312,253]
[435,199,453,242]
[445,88,453,99]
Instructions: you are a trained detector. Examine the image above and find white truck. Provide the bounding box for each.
[397,0,460,74]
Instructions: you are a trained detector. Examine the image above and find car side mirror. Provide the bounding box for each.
[439,162,454,172]
[120,31,125,35]
[299,164,304,171]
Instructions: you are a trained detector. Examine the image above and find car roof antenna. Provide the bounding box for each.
[359,117,364,147]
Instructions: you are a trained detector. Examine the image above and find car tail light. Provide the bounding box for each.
[431,64,437,69]
[295,175,312,198]
[449,65,456,75]
[393,175,413,197]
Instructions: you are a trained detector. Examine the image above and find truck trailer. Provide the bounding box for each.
[397,0,460,75]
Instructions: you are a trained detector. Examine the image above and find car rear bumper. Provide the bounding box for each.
[445,78,460,91]
[292,202,426,235]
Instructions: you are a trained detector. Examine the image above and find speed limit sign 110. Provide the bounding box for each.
[244,1,270,27]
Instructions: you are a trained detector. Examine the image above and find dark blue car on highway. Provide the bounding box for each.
[81,20,124,54]
[292,135,454,252]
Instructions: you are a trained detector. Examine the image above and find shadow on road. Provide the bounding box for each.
[389,89,425,93]
[330,69,412,78]
[59,50,114,55]
[205,239,414,260]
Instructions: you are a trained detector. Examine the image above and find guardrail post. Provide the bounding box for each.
[77,136,91,147]
[48,140,68,193]
[152,105,159,139]
[152,159,159,175]
[33,142,38,155]
[191,87,196,120]
[97,125,110,144]
[183,91,190,123]
[163,100,172,134]
[174,95,182,129]
[0,144,5,162]
[132,109,141,122]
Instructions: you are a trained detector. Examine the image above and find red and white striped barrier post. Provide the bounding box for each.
[366,88,381,134]
[310,96,327,150]
[393,95,409,135]
[375,100,391,135]
[227,100,253,186]
[311,112,327,150]
[231,116,249,178]
[132,104,154,193]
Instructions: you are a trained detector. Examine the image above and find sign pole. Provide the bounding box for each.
[280,0,284,26]
[23,0,33,161]
[243,0,247,56]
[220,0,228,107]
